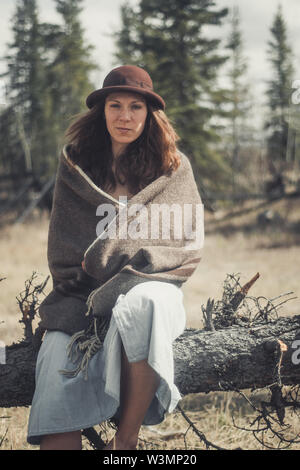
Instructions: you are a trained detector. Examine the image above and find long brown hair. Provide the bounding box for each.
[64,97,181,196]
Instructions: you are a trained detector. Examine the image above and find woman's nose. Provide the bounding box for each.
[119,107,131,120]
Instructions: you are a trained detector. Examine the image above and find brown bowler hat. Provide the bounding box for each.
[86,65,165,110]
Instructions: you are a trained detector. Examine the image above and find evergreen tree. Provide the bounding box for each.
[223,6,253,193]
[50,0,97,118]
[0,0,48,176]
[264,4,294,177]
[39,0,97,175]
[115,0,231,194]
[0,0,98,179]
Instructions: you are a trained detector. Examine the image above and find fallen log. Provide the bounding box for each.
[1,272,300,450]
[1,314,300,408]
[175,316,300,395]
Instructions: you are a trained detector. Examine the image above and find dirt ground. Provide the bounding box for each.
[1,197,300,450]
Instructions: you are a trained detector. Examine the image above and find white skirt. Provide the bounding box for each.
[27,281,186,445]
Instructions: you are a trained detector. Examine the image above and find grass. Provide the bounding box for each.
[0,199,300,450]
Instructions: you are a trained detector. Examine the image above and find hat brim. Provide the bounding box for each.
[86,86,165,110]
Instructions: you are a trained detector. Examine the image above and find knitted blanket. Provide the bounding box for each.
[38,144,204,378]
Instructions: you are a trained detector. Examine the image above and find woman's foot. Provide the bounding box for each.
[103,433,138,450]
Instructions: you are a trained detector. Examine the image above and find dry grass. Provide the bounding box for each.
[1,200,300,450]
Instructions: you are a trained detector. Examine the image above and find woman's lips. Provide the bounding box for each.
[116,127,131,131]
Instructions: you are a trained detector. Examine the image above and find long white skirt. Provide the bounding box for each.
[27,281,186,445]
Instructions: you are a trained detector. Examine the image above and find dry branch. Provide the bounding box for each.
[1,272,300,449]
[1,274,300,403]
[3,315,300,408]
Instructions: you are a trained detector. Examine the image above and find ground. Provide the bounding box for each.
[1,196,300,449]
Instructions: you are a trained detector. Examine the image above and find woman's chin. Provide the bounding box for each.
[113,136,137,147]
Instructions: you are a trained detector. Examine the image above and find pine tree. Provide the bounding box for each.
[0,0,48,176]
[115,0,231,194]
[223,6,254,194]
[0,0,98,180]
[33,0,98,176]
[50,0,97,117]
[264,4,294,178]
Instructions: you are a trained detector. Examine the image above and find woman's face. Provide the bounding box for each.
[104,92,148,157]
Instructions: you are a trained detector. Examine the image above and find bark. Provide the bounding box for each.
[1,315,300,408]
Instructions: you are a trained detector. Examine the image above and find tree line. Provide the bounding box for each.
[0,0,297,199]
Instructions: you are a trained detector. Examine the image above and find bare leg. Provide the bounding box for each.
[39,344,160,450]
[40,430,82,450]
[104,342,160,450]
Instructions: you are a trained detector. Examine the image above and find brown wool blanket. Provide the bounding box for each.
[38,144,204,378]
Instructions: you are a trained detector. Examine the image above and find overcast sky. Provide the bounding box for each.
[0,0,299,109]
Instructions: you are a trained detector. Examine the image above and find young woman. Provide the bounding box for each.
[27,65,203,450]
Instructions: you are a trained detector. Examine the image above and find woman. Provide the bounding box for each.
[27,65,203,450]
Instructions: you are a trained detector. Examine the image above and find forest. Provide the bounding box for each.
[0,0,300,451]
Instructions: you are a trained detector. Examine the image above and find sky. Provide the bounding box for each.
[0,0,299,112]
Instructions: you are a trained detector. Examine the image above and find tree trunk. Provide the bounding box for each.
[1,315,300,408]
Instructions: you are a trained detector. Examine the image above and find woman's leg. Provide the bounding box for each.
[40,430,82,450]
[104,342,160,450]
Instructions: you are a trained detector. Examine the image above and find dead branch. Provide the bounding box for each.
[1,272,300,450]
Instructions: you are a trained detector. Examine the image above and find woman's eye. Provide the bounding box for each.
[109,103,143,110]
